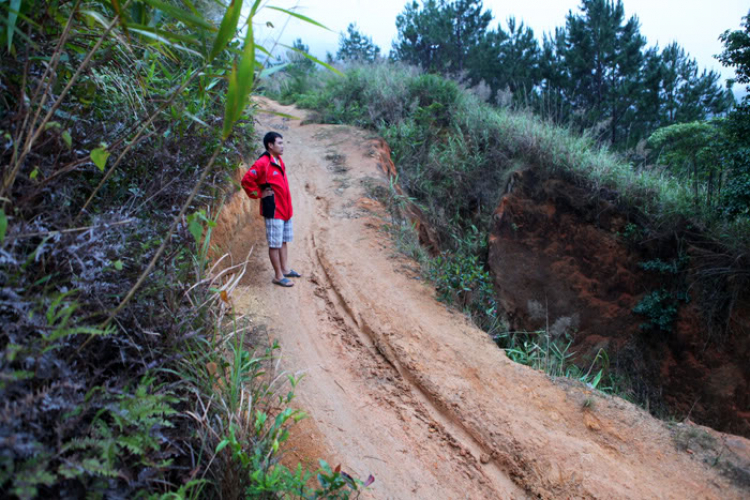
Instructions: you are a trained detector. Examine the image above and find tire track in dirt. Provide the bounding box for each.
[311,235,523,496]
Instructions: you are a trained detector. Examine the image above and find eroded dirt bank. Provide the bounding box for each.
[212,98,750,499]
[489,168,750,438]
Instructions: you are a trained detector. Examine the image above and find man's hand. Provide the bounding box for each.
[261,187,274,198]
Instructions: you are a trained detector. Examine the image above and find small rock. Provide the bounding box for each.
[480,453,491,464]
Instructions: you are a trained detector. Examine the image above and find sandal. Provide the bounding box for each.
[272,277,294,287]
[284,269,302,278]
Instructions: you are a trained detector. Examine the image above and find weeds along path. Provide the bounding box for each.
[221,98,748,499]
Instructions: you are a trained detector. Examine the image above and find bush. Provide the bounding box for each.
[632,288,690,333]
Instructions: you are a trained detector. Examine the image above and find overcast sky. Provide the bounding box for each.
[252,0,748,98]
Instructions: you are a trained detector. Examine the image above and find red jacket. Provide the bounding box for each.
[241,152,293,220]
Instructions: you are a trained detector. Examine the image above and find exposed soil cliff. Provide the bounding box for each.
[489,168,750,437]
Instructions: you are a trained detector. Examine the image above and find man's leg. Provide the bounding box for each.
[265,218,289,283]
[279,242,289,275]
[268,247,284,281]
[279,218,297,277]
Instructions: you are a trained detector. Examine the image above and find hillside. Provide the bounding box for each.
[211,97,750,498]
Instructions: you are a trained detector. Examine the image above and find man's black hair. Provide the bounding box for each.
[263,131,283,150]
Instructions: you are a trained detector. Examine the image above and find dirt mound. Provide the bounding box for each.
[213,98,750,498]
[489,168,750,437]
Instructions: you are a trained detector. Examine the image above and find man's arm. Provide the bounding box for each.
[242,160,275,199]
[241,163,263,199]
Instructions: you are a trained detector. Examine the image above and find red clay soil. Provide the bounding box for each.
[489,168,750,438]
[211,98,750,499]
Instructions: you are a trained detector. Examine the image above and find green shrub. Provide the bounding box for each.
[632,288,690,332]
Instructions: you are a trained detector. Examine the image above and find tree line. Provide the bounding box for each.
[388,0,735,149]
[319,0,749,217]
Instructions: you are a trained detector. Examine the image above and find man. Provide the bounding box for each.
[241,131,301,287]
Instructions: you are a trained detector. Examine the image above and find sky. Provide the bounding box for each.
[251,0,749,99]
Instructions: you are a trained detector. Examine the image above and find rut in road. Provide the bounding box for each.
[214,98,750,499]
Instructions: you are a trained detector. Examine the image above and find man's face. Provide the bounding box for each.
[268,137,284,157]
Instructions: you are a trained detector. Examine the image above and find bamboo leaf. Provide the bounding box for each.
[128,28,204,57]
[7,0,21,52]
[81,10,112,31]
[180,0,201,17]
[184,112,209,127]
[265,6,332,32]
[254,43,272,57]
[127,24,201,46]
[259,62,288,78]
[248,0,262,18]
[110,0,129,38]
[142,0,214,31]
[0,209,7,243]
[187,215,203,245]
[234,18,256,117]
[216,439,230,453]
[222,63,240,139]
[256,107,299,120]
[223,16,256,138]
[209,0,242,62]
[280,43,343,76]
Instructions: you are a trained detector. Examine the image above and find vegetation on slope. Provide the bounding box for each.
[0,1,367,498]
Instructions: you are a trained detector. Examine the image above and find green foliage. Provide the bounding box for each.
[393,0,492,74]
[408,73,460,126]
[718,103,750,217]
[718,10,750,92]
[0,0,337,497]
[389,0,733,150]
[619,222,642,243]
[637,257,687,275]
[632,288,689,333]
[428,250,494,313]
[336,23,381,63]
[648,121,726,208]
[178,309,372,499]
[494,328,624,396]
[60,377,178,479]
[1,377,178,499]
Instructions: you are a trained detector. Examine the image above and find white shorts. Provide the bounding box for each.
[264,218,293,248]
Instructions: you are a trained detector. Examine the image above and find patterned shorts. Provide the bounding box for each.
[264,218,293,248]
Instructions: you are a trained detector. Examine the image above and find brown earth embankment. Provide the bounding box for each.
[488,168,750,437]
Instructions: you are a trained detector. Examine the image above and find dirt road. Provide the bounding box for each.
[217,98,749,499]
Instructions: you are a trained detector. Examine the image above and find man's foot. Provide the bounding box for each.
[283,269,302,278]
[272,277,294,287]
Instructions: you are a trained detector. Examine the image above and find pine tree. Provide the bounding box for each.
[717,10,750,93]
[445,0,493,74]
[393,0,492,75]
[637,46,664,135]
[500,17,542,96]
[561,0,645,145]
[538,28,571,122]
[288,38,314,73]
[392,0,446,71]
[336,23,381,63]
[467,17,541,102]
